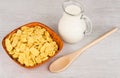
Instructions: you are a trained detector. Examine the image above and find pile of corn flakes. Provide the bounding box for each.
[5,26,58,67]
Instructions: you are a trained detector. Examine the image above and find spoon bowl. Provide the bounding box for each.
[49,55,71,72]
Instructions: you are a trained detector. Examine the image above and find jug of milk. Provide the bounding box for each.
[58,0,92,43]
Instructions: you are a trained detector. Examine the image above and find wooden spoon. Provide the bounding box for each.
[49,27,118,73]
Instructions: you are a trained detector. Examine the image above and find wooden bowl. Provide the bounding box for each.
[2,22,63,68]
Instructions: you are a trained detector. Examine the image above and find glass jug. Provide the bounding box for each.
[58,0,92,43]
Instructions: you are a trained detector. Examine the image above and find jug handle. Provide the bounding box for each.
[81,15,92,35]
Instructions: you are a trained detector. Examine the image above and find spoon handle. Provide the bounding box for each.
[74,27,118,57]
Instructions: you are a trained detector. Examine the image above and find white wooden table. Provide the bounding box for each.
[0,0,120,78]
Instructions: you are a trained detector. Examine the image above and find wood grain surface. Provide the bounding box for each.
[0,0,120,78]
